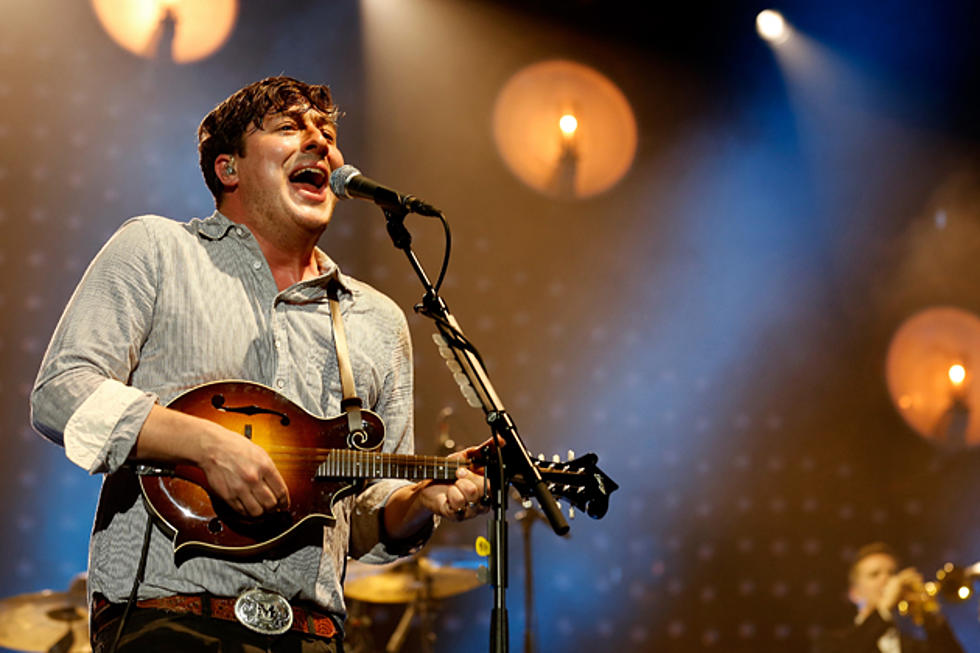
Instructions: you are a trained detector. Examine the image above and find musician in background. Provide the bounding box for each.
[30,76,489,652]
[813,542,965,653]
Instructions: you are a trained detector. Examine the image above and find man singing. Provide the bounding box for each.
[31,76,489,652]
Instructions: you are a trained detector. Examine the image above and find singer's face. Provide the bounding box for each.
[849,553,897,610]
[232,105,345,239]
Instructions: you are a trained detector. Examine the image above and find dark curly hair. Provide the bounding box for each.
[197,76,340,204]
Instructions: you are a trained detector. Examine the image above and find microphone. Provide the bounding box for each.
[329,165,441,216]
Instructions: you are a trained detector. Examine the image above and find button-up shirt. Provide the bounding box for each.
[31,212,431,619]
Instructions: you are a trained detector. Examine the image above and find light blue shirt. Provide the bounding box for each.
[31,212,432,619]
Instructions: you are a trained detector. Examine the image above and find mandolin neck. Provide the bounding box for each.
[316,450,464,482]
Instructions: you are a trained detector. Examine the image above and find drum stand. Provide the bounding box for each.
[385,568,435,653]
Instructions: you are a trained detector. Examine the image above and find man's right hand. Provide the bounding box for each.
[133,404,290,517]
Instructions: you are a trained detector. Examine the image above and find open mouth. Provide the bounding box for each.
[288,166,327,194]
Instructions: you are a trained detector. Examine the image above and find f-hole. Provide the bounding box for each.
[211,394,290,426]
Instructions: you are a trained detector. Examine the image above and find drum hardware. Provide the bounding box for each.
[515,503,545,653]
[343,547,484,653]
[0,573,89,653]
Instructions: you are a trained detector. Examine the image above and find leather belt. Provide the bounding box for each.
[92,593,338,639]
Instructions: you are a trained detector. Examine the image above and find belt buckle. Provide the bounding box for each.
[234,588,294,636]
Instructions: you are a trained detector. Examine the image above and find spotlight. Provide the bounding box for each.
[949,363,967,387]
[756,9,790,44]
[559,114,578,138]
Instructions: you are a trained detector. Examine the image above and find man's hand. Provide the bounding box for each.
[419,465,490,522]
[133,404,290,517]
[416,438,494,521]
[196,424,290,517]
[384,437,499,539]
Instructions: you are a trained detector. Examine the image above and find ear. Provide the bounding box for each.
[215,153,238,188]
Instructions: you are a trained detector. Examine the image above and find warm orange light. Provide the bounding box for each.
[949,363,967,387]
[90,0,238,63]
[493,60,637,199]
[885,307,980,447]
[559,114,578,137]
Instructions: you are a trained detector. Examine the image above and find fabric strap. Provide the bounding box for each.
[328,283,364,435]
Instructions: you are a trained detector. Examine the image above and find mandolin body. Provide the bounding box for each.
[138,380,385,558]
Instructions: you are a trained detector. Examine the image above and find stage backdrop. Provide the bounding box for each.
[2,1,980,651]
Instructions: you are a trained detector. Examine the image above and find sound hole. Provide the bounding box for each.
[210,394,290,426]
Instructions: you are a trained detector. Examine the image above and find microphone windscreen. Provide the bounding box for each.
[329,164,361,199]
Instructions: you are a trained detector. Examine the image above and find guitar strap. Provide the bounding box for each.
[327,281,364,436]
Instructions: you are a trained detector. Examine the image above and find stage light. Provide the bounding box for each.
[90,0,238,63]
[559,114,578,137]
[885,306,980,449]
[492,60,637,199]
[949,363,966,387]
[756,10,790,45]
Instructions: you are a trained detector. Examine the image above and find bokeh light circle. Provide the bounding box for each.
[91,0,238,64]
[492,60,637,199]
[885,306,980,448]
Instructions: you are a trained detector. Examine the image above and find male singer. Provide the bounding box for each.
[32,76,489,653]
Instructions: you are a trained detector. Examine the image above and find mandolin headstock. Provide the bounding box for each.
[475,446,619,519]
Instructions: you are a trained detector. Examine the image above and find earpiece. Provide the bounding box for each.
[224,157,236,176]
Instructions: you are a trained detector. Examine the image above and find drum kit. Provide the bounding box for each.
[0,547,483,653]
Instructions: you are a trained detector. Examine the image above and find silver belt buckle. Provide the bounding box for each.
[234,588,294,635]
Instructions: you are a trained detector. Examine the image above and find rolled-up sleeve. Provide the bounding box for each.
[348,308,439,562]
[30,218,160,474]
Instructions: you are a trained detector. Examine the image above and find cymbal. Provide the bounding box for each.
[344,548,483,604]
[0,587,89,652]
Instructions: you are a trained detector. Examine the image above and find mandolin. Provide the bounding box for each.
[137,381,618,559]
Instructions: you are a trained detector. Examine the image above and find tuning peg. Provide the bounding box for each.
[522,498,532,509]
[537,453,545,461]
[567,449,575,460]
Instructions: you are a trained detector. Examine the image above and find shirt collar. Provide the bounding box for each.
[196,211,352,294]
[195,211,238,240]
[312,248,353,294]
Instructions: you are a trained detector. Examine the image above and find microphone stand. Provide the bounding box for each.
[379,207,568,653]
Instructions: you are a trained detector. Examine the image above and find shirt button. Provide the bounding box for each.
[276,379,285,389]
[274,339,282,349]
[252,260,262,270]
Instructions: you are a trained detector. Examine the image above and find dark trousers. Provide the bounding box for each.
[92,607,343,653]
